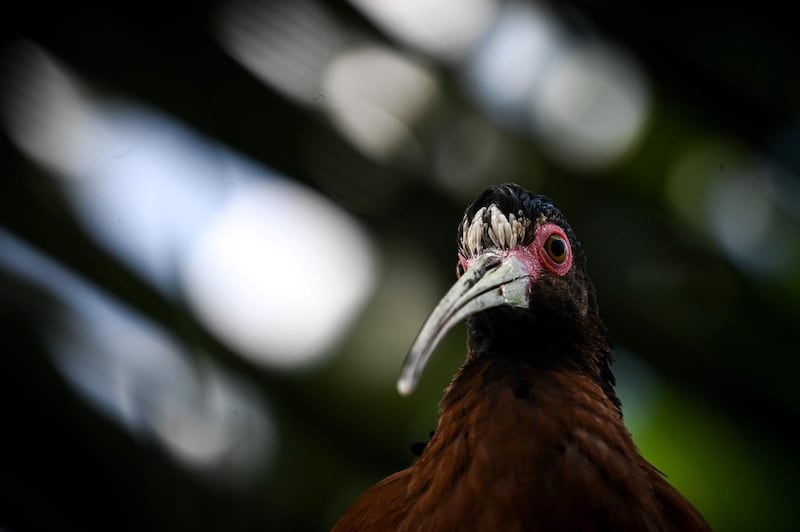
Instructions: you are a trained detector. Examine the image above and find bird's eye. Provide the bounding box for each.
[544,234,568,263]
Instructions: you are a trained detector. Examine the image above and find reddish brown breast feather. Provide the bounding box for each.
[333,358,709,531]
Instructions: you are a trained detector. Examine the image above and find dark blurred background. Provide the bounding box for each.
[1,1,799,530]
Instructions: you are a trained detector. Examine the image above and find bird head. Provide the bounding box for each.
[398,183,612,397]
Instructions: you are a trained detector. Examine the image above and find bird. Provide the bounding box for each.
[333,183,710,531]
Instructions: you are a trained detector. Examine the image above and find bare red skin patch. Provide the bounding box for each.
[530,222,572,276]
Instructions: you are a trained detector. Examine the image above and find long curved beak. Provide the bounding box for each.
[397,253,531,396]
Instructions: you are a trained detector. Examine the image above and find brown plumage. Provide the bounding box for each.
[333,184,710,531]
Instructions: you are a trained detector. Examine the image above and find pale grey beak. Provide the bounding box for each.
[397,253,531,396]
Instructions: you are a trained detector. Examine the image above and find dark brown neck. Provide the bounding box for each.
[463,307,621,416]
[441,348,617,417]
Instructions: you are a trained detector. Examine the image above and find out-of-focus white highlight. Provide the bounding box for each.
[218,1,441,164]
[2,43,227,291]
[707,162,796,277]
[2,43,103,179]
[151,361,271,469]
[217,0,346,106]
[322,45,439,162]
[182,167,377,368]
[0,230,275,478]
[667,143,799,279]
[349,0,497,60]
[467,2,563,125]
[465,2,649,170]
[532,44,649,170]
[2,41,377,369]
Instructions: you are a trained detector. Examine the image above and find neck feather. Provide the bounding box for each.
[462,307,620,416]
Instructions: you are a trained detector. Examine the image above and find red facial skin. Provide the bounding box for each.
[458,223,572,282]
